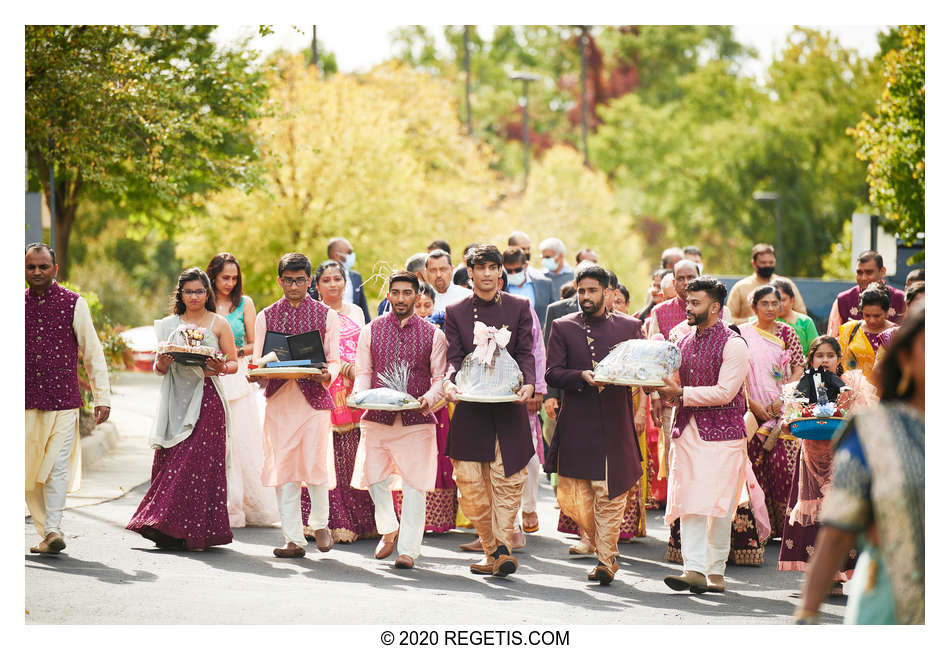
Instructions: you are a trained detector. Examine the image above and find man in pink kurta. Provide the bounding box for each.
[656,277,750,595]
[351,271,447,569]
[252,253,341,558]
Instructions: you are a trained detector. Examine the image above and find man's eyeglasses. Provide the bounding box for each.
[280,277,310,287]
[182,289,207,297]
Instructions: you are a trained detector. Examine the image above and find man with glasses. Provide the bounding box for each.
[252,253,341,558]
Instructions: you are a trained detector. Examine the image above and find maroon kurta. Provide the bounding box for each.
[445,292,535,476]
[835,284,906,325]
[543,311,643,499]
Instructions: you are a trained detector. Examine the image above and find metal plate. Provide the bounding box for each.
[457,394,520,403]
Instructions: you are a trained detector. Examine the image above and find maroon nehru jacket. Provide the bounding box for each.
[263,295,333,410]
[543,310,644,499]
[835,284,906,326]
[444,291,536,476]
[25,281,82,411]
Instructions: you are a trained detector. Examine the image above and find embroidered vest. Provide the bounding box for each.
[673,321,746,441]
[654,297,688,340]
[836,286,862,325]
[263,296,333,410]
[364,314,437,426]
[25,282,82,411]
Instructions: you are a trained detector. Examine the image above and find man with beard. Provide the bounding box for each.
[443,244,536,577]
[352,270,447,569]
[655,277,750,594]
[426,249,472,313]
[253,253,341,558]
[725,243,806,322]
[543,265,644,584]
[826,249,906,334]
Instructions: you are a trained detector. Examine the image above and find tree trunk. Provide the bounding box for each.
[40,173,81,280]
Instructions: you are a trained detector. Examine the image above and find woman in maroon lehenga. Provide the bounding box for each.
[128,268,239,550]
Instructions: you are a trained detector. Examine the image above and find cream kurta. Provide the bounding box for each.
[665,336,751,525]
[253,308,341,487]
[351,320,447,492]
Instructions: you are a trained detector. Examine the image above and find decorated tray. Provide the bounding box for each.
[248,367,327,381]
[788,417,845,441]
[345,399,422,412]
[594,376,667,388]
[457,393,520,403]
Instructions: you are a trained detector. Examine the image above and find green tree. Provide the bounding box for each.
[849,25,924,247]
[25,25,268,277]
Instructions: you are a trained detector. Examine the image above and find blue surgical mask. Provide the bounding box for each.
[506,269,526,286]
[541,257,558,272]
[343,252,356,270]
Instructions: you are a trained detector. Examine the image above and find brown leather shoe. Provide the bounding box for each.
[394,554,414,569]
[521,511,540,533]
[273,542,306,558]
[706,574,725,593]
[470,558,494,575]
[30,532,66,554]
[664,570,708,593]
[458,537,484,552]
[374,531,398,559]
[313,527,334,553]
[593,560,619,585]
[492,554,518,577]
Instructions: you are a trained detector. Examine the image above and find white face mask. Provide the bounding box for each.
[343,252,356,270]
[541,257,558,272]
[696,263,703,275]
[506,269,526,286]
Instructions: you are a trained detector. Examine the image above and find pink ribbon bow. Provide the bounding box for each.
[473,321,511,366]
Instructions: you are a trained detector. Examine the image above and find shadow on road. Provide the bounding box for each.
[25,554,158,585]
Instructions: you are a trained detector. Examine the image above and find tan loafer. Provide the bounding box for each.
[664,570,708,593]
[313,527,334,553]
[706,574,725,593]
[470,558,494,575]
[593,560,619,585]
[273,542,306,558]
[374,531,397,559]
[521,511,540,533]
[30,532,66,554]
[458,537,484,552]
[394,554,414,569]
[492,554,518,577]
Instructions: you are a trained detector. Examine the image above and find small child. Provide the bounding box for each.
[795,336,847,406]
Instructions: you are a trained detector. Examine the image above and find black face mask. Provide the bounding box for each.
[523,253,531,261]
[756,266,775,279]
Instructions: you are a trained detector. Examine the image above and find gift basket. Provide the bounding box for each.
[347,361,422,411]
[592,339,681,388]
[456,322,523,403]
[784,383,848,441]
[157,323,226,366]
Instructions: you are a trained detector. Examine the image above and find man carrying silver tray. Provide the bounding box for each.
[443,244,536,578]
[350,270,447,569]
[543,265,644,585]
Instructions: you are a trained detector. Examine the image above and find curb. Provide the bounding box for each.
[81,421,120,470]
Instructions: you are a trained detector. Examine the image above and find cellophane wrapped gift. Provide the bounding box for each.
[592,339,681,386]
[348,361,421,409]
[456,348,523,398]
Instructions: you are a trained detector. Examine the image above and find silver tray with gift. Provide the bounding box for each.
[592,339,681,388]
[347,388,422,411]
[455,346,523,403]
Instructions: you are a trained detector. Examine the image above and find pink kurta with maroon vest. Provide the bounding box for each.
[25,282,82,411]
[263,296,333,410]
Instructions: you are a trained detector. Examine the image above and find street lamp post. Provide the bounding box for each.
[509,71,539,190]
[753,190,782,274]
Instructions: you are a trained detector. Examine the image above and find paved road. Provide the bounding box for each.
[25,372,847,626]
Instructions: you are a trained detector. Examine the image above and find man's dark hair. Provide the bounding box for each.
[278,252,312,277]
[906,268,924,284]
[606,269,619,290]
[860,282,891,312]
[25,242,56,266]
[906,281,925,305]
[750,242,776,262]
[453,267,471,287]
[418,282,436,301]
[172,267,215,315]
[388,269,420,292]
[561,284,577,299]
[683,245,702,258]
[616,284,630,303]
[575,264,610,288]
[465,244,503,268]
[686,276,727,308]
[856,250,884,269]
[206,252,243,310]
[428,239,451,254]
[426,248,453,268]
[502,246,526,266]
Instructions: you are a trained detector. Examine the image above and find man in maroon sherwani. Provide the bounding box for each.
[444,244,536,577]
[544,265,643,585]
[826,249,906,335]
